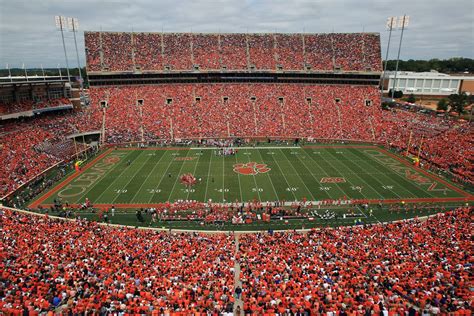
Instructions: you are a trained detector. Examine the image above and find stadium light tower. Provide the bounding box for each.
[55,16,72,84]
[67,17,84,91]
[380,17,396,94]
[391,15,410,100]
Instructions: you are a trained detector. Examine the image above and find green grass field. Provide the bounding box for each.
[31,145,471,209]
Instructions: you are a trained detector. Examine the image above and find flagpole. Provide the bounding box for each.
[73,137,79,160]
[417,136,424,159]
[6,64,12,83]
[22,63,28,81]
[405,130,412,156]
[82,134,88,160]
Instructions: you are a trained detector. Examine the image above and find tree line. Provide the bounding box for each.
[384,58,473,73]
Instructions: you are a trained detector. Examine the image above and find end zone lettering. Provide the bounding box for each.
[320,177,346,183]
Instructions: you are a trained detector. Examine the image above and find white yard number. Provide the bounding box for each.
[243,152,251,155]
[195,152,203,156]
[336,151,343,154]
[290,152,298,155]
[171,153,180,156]
[267,152,275,155]
[147,153,156,156]
[114,189,127,194]
[286,187,298,192]
[147,189,161,194]
[313,152,320,154]
[319,186,330,191]
[382,185,394,190]
[216,188,229,193]
[252,188,263,192]
[351,186,362,191]
[183,188,195,193]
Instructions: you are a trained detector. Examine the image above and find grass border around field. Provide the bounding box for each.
[29,144,474,210]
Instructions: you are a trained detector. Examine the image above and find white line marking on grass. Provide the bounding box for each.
[190,146,301,150]
[293,151,332,200]
[222,154,225,202]
[245,149,262,201]
[95,151,148,204]
[187,150,203,200]
[256,149,293,201]
[278,149,316,201]
[69,151,135,204]
[129,151,168,203]
[325,150,385,200]
[204,150,213,202]
[147,151,183,203]
[166,150,193,202]
[234,152,244,202]
[344,149,412,199]
[304,149,351,198]
[358,205,382,224]
[110,151,158,204]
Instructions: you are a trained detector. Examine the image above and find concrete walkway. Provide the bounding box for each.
[233,234,243,315]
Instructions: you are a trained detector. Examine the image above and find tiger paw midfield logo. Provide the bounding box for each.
[233,162,271,175]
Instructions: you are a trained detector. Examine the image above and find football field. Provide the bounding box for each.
[30,145,472,208]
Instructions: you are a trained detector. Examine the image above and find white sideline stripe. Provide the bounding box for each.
[190,146,301,150]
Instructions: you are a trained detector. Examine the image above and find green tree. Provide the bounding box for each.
[407,94,416,103]
[448,93,468,113]
[437,99,448,111]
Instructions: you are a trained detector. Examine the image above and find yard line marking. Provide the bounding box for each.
[187,150,203,201]
[303,148,348,198]
[358,205,382,224]
[147,150,185,203]
[110,150,159,204]
[353,149,427,199]
[292,150,332,200]
[245,149,262,201]
[29,148,114,209]
[167,150,193,202]
[129,150,168,203]
[95,150,148,204]
[343,149,408,199]
[204,149,213,202]
[190,146,301,150]
[257,150,282,201]
[234,151,244,202]
[278,149,316,201]
[74,150,136,204]
[222,153,225,202]
[324,149,385,200]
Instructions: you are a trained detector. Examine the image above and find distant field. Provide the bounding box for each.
[30,145,472,209]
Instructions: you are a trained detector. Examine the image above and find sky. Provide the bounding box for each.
[0,0,473,68]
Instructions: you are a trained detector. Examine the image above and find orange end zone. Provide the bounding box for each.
[28,148,114,209]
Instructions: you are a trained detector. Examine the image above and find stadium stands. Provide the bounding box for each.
[1,83,473,198]
[0,208,235,314]
[1,206,471,314]
[84,32,383,73]
[0,97,71,115]
[88,84,382,140]
[239,207,473,314]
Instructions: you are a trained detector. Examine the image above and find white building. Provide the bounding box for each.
[382,71,474,96]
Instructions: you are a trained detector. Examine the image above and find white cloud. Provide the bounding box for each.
[0,0,472,67]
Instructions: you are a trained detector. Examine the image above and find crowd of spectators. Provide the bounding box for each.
[0,97,71,115]
[88,84,382,141]
[378,108,474,185]
[84,32,382,72]
[1,205,471,314]
[238,207,473,315]
[1,82,472,199]
[0,208,236,314]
